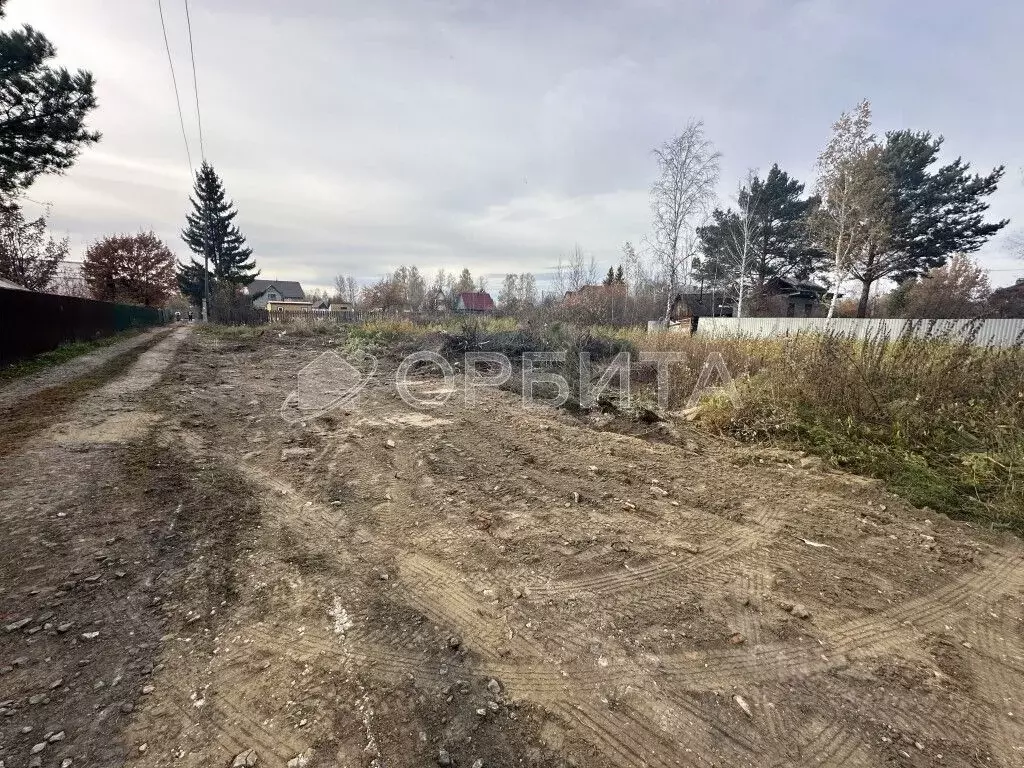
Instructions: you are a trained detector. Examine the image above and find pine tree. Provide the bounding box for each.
[850,131,1007,316]
[747,164,824,302]
[0,0,100,195]
[178,161,257,303]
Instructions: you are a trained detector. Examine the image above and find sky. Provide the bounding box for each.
[7,0,1024,295]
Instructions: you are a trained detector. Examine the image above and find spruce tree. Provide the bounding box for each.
[178,161,257,303]
[614,265,625,285]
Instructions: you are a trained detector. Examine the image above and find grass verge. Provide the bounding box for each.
[0,329,149,384]
[0,331,170,458]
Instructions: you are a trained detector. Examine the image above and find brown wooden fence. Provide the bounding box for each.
[0,287,169,366]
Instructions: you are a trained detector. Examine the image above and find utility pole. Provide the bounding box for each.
[202,207,210,322]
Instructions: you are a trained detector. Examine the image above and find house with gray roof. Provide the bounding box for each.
[243,279,306,308]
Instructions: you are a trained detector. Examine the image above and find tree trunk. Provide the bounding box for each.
[826,237,845,319]
[826,266,842,319]
[855,243,877,318]
[856,280,872,318]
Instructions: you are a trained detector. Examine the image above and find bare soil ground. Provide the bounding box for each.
[2,327,1022,768]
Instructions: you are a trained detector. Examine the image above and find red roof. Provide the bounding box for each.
[458,292,495,311]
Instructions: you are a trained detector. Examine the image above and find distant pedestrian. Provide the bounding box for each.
[174,311,181,322]
[187,309,194,322]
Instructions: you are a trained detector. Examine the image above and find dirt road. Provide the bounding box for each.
[2,327,1022,768]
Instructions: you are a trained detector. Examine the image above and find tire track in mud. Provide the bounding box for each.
[549,698,699,768]
[208,454,850,768]
[200,456,1007,768]
[199,459,786,767]
[146,666,304,765]
[967,604,1024,767]
[829,553,1024,657]
[656,642,842,690]
[627,688,760,762]
[778,720,874,767]
[396,552,549,660]
[328,545,863,768]
[649,555,1023,694]
[527,506,786,600]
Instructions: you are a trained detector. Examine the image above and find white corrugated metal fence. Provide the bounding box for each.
[693,317,1024,347]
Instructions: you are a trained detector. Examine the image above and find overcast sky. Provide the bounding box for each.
[8,0,1024,293]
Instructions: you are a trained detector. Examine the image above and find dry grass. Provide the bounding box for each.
[658,325,1024,531]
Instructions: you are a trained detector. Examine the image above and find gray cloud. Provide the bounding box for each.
[8,0,1023,293]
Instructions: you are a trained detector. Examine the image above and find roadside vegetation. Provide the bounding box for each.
[637,324,1024,533]
[0,329,143,384]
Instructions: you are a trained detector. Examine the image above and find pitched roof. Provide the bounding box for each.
[458,291,495,311]
[992,278,1024,295]
[0,277,28,291]
[246,279,305,300]
[770,276,829,296]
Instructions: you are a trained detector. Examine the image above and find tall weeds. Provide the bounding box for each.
[687,324,1023,530]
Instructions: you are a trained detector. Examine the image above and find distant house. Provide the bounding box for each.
[762,277,831,317]
[563,284,627,303]
[456,291,495,313]
[677,278,831,320]
[266,300,314,314]
[989,278,1024,318]
[244,279,306,309]
[670,292,734,332]
[310,299,356,313]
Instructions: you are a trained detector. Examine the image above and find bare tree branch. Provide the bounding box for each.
[650,120,721,320]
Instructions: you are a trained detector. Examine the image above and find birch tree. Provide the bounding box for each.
[696,171,763,318]
[556,243,589,294]
[650,121,721,320]
[811,100,880,318]
[518,272,537,306]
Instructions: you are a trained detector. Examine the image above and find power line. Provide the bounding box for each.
[157,0,193,176]
[183,0,205,162]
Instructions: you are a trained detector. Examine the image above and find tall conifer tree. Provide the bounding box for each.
[177,161,257,303]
